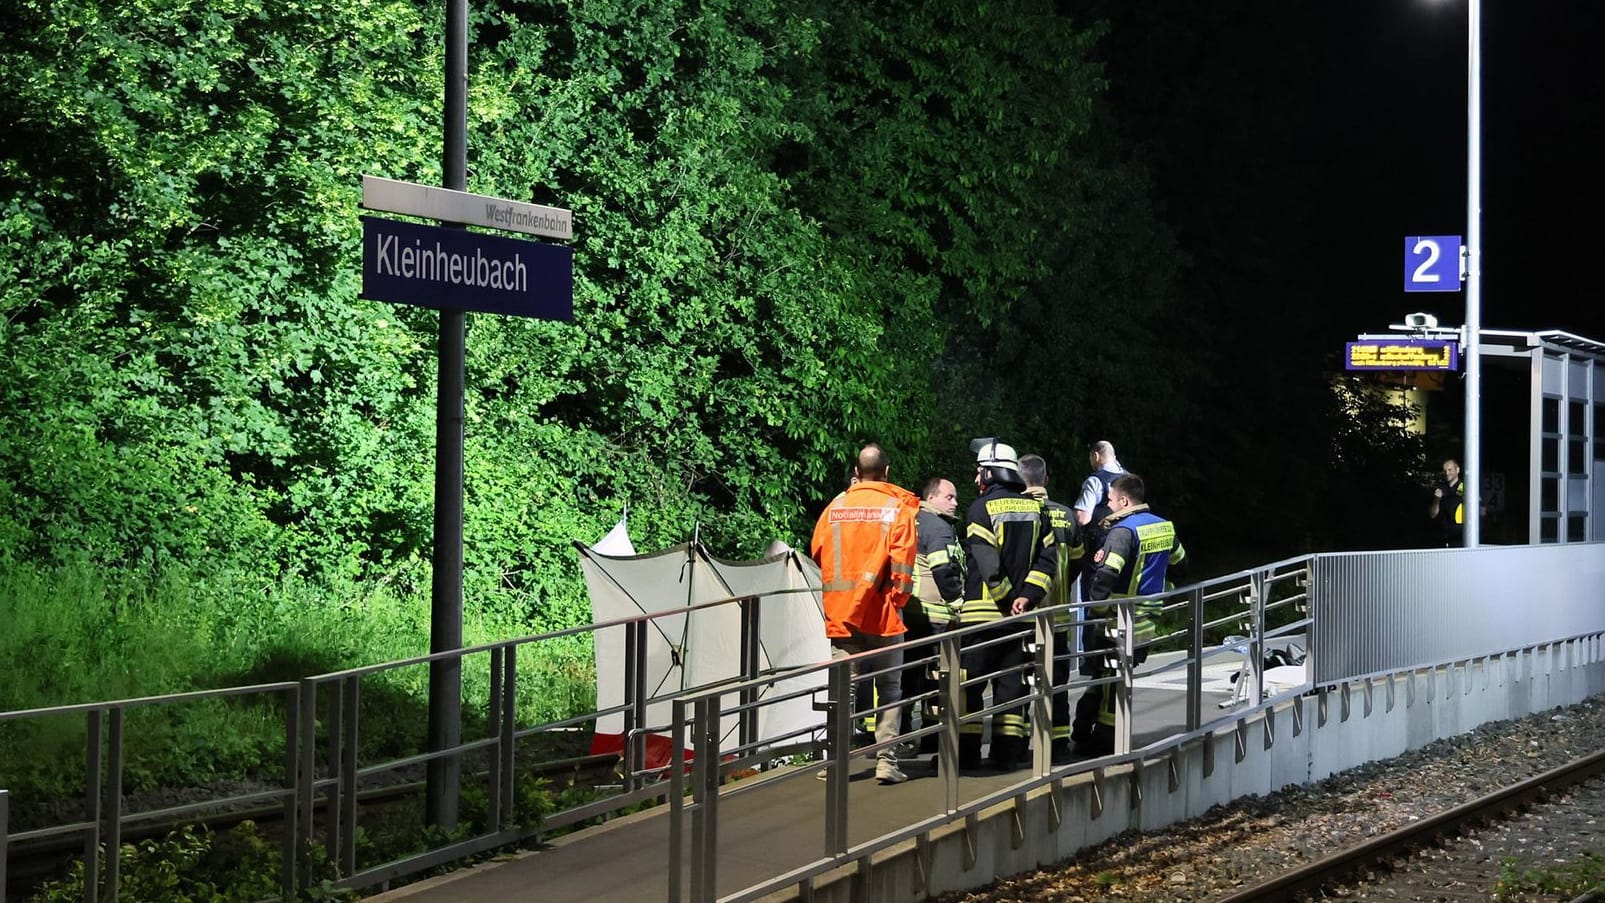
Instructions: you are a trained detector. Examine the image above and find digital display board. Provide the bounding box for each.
[1344,340,1459,372]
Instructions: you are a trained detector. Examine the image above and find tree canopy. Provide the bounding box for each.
[0,0,1422,631]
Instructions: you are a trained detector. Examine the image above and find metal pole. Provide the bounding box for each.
[427,0,469,829]
[1463,0,1482,546]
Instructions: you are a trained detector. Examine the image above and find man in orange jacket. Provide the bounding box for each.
[810,443,919,784]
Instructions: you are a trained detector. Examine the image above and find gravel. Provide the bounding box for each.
[932,694,1605,903]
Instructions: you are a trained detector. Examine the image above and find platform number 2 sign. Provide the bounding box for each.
[1404,235,1462,293]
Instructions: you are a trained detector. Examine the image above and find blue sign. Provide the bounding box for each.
[1403,235,1461,293]
[360,216,573,320]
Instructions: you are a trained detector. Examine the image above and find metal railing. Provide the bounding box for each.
[0,683,301,903]
[6,542,1603,902]
[1,585,825,902]
[662,543,1605,902]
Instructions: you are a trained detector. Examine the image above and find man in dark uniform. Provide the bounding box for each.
[1429,457,1469,547]
[956,439,1056,770]
[1020,454,1084,765]
[1074,473,1186,756]
[901,476,965,756]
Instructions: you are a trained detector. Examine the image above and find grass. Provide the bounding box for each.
[0,557,597,805]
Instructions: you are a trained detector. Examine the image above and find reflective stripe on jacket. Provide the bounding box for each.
[810,480,919,638]
[1089,506,1185,646]
[914,504,964,626]
[1031,492,1082,630]
[959,486,1056,625]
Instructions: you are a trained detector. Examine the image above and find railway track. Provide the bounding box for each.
[1214,747,1605,902]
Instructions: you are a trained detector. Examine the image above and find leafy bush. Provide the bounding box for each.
[26,823,283,903]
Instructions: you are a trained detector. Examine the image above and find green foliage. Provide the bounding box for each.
[27,823,281,903]
[1319,377,1431,552]
[1,0,1138,628]
[1493,852,1605,899]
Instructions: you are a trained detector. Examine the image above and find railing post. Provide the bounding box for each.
[738,596,760,755]
[1,788,9,893]
[1304,559,1320,686]
[1249,571,1268,704]
[689,694,722,903]
[937,634,962,812]
[487,647,504,833]
[823,658,851,855]
[500,644,517,830]
[324,679,342,867]
[1115,603,1134,756]
[339,676,360,877]
[1187,587,1205,731]
[84,707,102,903]
[297,678,317,890]
[282,684,300,901]
[668,700,687,903]
[102,707,123,903]
[623,621,647,791]
[1029,613,1054,775]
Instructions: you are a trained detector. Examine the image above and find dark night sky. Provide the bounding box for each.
[1310,1,1605,343]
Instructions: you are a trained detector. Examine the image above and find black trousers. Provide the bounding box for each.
[960,622,1031,765]
[900,599,942,731]
[1072,628,1148,746]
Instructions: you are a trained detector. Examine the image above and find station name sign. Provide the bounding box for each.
[1344,339,1459,372]
[360,216,573,320]
[362,175,572,241]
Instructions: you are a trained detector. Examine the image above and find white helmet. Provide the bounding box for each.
[973,438,1021,478]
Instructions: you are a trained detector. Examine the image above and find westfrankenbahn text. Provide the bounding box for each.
[485,203,569,236]
[374,233,528,292]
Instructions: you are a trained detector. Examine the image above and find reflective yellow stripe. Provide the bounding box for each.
[959,599,1003,624]
[830,521,844,586]
[927,549,950,567]
[967,522,997,545]
[1103,552,1127,572]
[981,577,1013,603]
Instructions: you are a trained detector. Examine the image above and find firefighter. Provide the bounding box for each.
[1074,472,1186,756]
[957,439,1056,771]
[901,476,965,756]
[1019,454,1085,765]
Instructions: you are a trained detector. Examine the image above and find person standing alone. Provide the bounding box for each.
[811,443,920,784]
[1429,457,1470,547]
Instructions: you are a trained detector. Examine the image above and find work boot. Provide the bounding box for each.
[959,734,983,770]
[875,759,908,784]
[987,735,1024,771]
[1051,738,1074,766]
[1072,725,1115,757]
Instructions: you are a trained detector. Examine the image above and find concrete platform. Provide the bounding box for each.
[364,683,1223,903]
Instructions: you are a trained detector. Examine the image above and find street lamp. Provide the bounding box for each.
[1463,0,1482,546]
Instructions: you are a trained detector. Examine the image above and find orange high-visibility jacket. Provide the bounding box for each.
[810,480,919,638]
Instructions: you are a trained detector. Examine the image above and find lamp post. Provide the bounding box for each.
[1463,0,1482,546]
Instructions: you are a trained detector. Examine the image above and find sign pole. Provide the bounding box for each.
[426,0,468,829]
[1463,0,1482,547]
